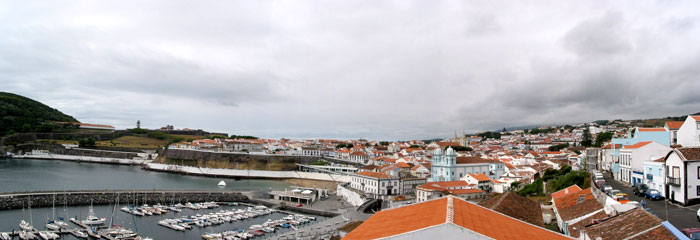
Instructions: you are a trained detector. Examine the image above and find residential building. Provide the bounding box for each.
[613,127,670,147]
[618,141,670,186]
[463,173,493,193]
[344,196,571,240]
[677,115,700,147]
[300,146,321,156]
[416,180,484,202]
[643,157,665,196]
[349,171,426,200]
[665,147,700,205]
[665,121,684,146]
[551,187,604,235]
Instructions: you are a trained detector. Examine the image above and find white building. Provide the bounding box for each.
[677,115,700,147]
[618,141,670,186]
[349,171,426,200]
[665,147,700,205]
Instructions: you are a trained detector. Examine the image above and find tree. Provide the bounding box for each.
[21,124,32,133]
[581,129,593,147]
[548,143,569,151]
[409,144,420,148]
[79,137,96,148]
[594,132,614,147]
[447,146,473,151]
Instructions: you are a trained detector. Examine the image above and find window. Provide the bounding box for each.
[697,186,700,196]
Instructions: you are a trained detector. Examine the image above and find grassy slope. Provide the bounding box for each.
[0,92,78,135]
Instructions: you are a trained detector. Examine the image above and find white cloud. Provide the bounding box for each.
[1,0,700,139]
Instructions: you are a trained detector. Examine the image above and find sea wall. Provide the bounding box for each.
[158,149,323,171]
[145,163,352,183]
[0,190,248,210]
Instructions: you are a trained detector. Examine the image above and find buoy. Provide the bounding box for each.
[218,180,226,187]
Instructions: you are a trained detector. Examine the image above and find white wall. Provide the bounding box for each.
[678,116,699,147]
[337,184,364,206]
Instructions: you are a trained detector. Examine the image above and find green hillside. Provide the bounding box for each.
[0,92,78,136]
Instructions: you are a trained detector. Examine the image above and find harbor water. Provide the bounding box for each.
[0,203,326,239]
[0,158,292,192]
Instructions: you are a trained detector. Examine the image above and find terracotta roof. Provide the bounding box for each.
[623,141,653,149]
[602,144,622,149]
[583,208,673,240]
[637,127,666,132]
[356,171,391,179]
[345,196,571,240]
[456,156,500,164]
[551,185,582,200]
[448,188,484,194]
[555,189,603,221]
[418,181,470,191]
[566,211,609,238]
[672,147,700,161]
[395,162,412,168]
[478,191,545,226]
[665,121,684,130]
[469,173,491,181]
[692,116,700,121]
[344,197,448,240]
[435,142,461,148]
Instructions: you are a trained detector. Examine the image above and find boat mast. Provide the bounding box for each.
[29,195,33,227]
[52,194,56,220]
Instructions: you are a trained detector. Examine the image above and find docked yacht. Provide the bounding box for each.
[81,205,107,225]
[1,233,10,240]
[18,231,36,240]
[38,231,59,240]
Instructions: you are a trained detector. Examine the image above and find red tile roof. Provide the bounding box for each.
[418,181,469,190]
[623,141,653,149]
[448,189,484,194]
[692,116,700,121]
[551,185,582,202]
[665,121,684,130]
[469,173,491,181]
[637,127,666,132]
[345,196,571,240]
[356,171,391,179]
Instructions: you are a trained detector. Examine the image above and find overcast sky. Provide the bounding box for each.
[1,1,700,140]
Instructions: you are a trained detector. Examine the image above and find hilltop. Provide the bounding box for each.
[0,92,78,136]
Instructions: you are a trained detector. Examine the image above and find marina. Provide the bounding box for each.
[0,202,327,240]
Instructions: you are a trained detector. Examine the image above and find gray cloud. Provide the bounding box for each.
[1,1,700,139]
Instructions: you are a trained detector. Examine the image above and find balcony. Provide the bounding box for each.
[667,177,681,186]
[646,174,653,180]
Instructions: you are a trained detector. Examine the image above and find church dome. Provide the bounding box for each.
[445,147,455,156]
[433,148,443,155]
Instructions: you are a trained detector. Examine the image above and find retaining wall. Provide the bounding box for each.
[0,191,248,210]
[145,163,352,183]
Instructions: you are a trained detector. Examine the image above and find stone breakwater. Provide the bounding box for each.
[0,190,248,211]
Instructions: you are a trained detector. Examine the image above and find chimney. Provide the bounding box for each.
[577,194,585,204]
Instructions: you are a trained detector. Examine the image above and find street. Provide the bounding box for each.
[603,173,700,230]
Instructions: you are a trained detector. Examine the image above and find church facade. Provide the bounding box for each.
[430,147,506,182]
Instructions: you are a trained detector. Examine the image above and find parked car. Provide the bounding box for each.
[595,180,606,188]
[601,185,613,193]
[608,189,621,197]
[682,228,700,239]
[644,189,663,200]
[697,208,700,221]
[633,183,648,196]
[614,193,630,204]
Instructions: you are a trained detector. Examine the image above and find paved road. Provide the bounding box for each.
[603,172,700,230]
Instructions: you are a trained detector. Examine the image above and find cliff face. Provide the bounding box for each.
[158,149,322,171]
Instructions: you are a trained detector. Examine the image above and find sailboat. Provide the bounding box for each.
[218,180,226,187]
[80,200,107,225]
[45,194,60,230]
[20,196,36,231]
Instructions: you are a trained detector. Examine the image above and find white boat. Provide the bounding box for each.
[1,233,10,240]
[45,221,60,230]
[19,231,36,240]
[38,231,59,240]
[81,203,107,225]
[218,180,226,186]
[20,220,35,231]
[71,230,88,239]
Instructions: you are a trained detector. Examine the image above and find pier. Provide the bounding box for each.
[0,190,250,211]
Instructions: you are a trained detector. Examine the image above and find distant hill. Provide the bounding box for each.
[0,92,78,136]
[626,112,700,128]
